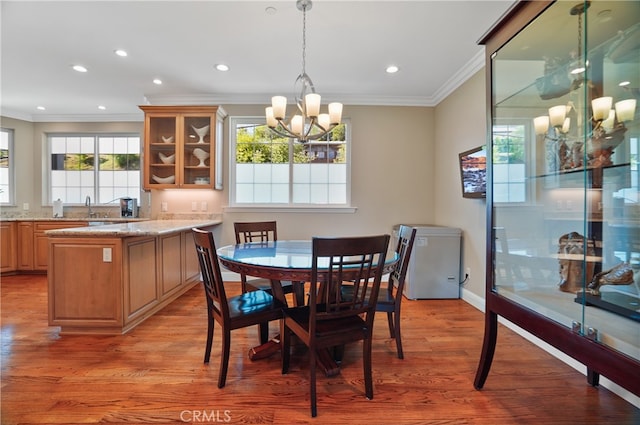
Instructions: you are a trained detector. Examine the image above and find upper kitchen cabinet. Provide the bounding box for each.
[140,105,226,190]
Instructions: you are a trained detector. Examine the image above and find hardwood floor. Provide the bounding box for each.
[1,274,638,424]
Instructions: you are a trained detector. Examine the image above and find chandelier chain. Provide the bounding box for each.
[301,4,307,75]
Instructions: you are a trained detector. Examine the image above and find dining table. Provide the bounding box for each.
[217,239,398,376]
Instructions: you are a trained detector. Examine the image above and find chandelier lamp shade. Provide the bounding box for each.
[265,0,343,142]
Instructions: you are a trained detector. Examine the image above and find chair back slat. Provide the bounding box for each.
[234,221,278,244]
[389,225,418,297]
[309,235,390,329]
[192,228,230,320]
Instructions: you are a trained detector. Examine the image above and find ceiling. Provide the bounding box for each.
[1,0,516,122]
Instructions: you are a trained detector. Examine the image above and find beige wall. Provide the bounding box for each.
[1,78,488,299]
[434,70,488,299]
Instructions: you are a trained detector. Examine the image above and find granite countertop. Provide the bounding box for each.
[0,217,149,223]
[46,219,222,237]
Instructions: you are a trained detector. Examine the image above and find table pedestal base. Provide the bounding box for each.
[248,337,341,377]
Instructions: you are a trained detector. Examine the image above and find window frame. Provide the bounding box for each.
[227,116,354,212]
[0,128,15,206]
[492,119,533,204]
[46,132,141,206]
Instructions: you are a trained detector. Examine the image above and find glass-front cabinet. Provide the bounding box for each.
[140,105,225,189]
[475,1,639,397]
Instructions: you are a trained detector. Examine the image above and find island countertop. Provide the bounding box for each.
[46,219,221,237]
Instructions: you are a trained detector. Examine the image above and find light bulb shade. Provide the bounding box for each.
[291,115,304,136]
[265,107,277,128]
[329,102,343,125]
[615,99,636,122]
[561,117,571,134]
[305,93,321,117]
[602,110,615,131]
[549,105,567,128]
[534,115,550,135]
[318,113,331,131]
[272,96,287,120]
[592,96,612,121]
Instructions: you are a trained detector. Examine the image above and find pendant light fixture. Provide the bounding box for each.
[265,0,343,142]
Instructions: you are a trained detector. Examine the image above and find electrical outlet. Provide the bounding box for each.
[200,201,207,211]
[103,247,112,263]
[22,203,29,211]
[191,201,198,211]
[161,202,168,212]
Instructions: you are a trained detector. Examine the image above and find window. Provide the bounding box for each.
[0,128,14,205]
[493,121,528,203]
[229,117,350,207]
[48,134,140,204]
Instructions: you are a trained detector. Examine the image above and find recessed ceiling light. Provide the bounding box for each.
[72,65,88,73]
[114,49,128,57]
[265,6,277,15]
[153,78,163,85]
[36,106,46,111]
[215,64,229,72]
[386,65,399,74]
[98,105,107,110]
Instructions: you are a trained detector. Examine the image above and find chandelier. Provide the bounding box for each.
[265,0,343,142]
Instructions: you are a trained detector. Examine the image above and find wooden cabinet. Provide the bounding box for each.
[475,0,639,398]
[140,105,226,190]
[49,228,202,334]
[17,221,34,270]
[0,222,17,273]
[35,221,85,271]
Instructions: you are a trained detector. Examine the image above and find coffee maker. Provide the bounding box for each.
[120,197,138,218]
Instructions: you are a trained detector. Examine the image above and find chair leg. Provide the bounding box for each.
[394,308,404,359]
[281,320,290,374]
[309,347,317,418]
[204,314,214,363]
[218,329,231,389]
[259,322,269,345]
[363,337,374,400]
[386,311,395,339]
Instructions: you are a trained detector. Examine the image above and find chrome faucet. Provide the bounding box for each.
[85,195,96,218]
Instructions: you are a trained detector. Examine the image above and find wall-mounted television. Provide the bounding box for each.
[458,146,487,199]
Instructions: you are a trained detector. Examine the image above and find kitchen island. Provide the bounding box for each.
[47,219,221,335]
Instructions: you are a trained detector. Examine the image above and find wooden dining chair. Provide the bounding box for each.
[234,221,303,343]
[280,234,390,417]
[342,225,417,359]
[192,227,285,388]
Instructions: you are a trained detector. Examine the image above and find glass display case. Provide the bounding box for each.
[475,0,639,396]
[140,105,225,189]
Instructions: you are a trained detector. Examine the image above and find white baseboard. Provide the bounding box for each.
[460,287,640,409]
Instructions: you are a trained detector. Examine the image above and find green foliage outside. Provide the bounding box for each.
[236,123,347,164]
[493,125,525,164]
[61,153,141,170]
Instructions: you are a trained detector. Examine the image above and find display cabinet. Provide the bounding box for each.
[475,1,639,397]
[140,105,226,190]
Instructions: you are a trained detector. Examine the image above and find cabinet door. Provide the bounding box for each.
[145,114,178,189]
[17,222,34,270]
[0,222,17,273]
[181,114,214,188]
[34,221,85,271]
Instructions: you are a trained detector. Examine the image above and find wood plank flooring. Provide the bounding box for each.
[1,274,638,424]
